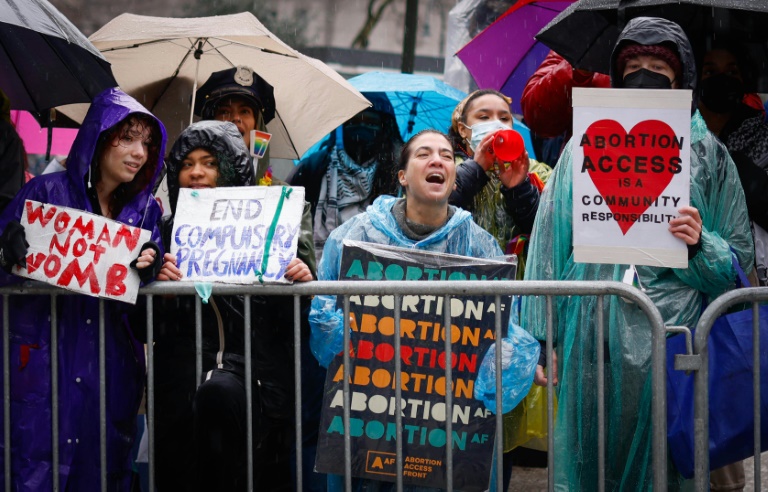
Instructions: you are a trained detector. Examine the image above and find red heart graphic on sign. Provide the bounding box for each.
[581,119,682,234]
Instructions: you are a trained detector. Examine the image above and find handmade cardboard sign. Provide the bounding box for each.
[15,200,150,304]
[571,88,691,267]
[315,241,517,491]
[171,185,305,284]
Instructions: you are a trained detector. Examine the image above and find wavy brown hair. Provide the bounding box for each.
[90,114,162,217]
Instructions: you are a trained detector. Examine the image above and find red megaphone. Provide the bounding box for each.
[491,129,524,162]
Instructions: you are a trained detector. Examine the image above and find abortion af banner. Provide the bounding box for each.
[315,241,517,491]
[171,186,305,284]
[571,88,691,268]
[15,200,150,304]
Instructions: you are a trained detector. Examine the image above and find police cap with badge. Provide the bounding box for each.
[194,66,276,124]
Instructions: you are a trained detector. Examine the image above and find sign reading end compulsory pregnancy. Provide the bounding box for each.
[171,186,305,284]
[15,200,150,304]
[571,88,691,268]
[315,240,517,491]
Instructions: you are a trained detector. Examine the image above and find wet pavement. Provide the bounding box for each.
[507,452,768,491]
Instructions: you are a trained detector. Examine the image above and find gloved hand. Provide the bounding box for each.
[129,241,162,283]
[0,221,29,274]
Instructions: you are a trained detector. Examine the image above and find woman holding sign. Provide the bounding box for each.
[0,88,166,489]
[152,120,315,491]
[522,17,754,490]
[310,129,540,491]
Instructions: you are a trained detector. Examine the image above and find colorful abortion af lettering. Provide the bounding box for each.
[315,240,517,491]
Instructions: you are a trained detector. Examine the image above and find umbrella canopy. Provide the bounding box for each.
[456,0,576,114]
[535,0,768,90]
[0,0,117,112]
[347,71,467,141]
[58,12,370,159]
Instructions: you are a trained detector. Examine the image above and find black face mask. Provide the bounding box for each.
[622,68,673,89]
[344,123,381,145]
[699,73,745,114]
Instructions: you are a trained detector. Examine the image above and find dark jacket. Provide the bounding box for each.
[0,88,166,491]
[154,120,314,420]
[449,154,542,236]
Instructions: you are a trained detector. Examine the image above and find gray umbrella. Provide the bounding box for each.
[535,0,768,90]
[0,0,116,112]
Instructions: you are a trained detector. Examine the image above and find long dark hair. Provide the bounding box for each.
[90,114,162,218]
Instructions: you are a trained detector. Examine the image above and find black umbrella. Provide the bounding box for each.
[535,0,768,90]
[0,0,116,112]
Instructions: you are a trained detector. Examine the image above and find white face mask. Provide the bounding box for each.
[466,119,509,152]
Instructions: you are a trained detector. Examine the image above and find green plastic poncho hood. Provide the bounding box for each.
[521,17,754,491]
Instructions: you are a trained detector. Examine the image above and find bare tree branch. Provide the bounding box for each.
[351,0,395,49]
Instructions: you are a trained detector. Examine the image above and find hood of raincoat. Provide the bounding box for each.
[609,17,699,110]
[165,120,254,213]
[66,87,166,211]
[367,195,479,249]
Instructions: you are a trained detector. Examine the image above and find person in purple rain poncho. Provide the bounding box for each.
[0,88,166,490]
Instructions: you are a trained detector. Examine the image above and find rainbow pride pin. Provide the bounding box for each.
[250,130,272,158]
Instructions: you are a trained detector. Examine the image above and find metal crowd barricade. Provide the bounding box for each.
[1,279,668,492]
[686,286,768,491]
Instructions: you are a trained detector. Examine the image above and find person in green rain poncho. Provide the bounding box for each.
[522,17,754,491]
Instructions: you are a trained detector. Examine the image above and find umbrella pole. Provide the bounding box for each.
[188,41,204,126]
[46,109,55,162]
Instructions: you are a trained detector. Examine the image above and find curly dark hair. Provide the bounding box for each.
[90,114,162,218]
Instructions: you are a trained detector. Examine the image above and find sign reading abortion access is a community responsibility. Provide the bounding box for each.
[15,200,150,304]
[171,186,305,284]
[315,241,517,491]
[571,88,691,267]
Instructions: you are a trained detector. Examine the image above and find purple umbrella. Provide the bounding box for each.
[456,0,575,114]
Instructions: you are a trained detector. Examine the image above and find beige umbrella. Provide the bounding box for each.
[57,12,370,159]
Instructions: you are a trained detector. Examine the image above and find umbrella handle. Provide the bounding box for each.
[188,41,204,126]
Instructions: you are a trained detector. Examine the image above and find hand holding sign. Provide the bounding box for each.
[669,206,702,246]
[0,221,29,273]
[15,200,151,304]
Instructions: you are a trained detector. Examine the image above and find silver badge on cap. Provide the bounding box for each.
[234,66,254,87]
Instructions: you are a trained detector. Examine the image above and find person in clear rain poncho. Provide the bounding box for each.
[521,17,754,490]
[309,130,540,492]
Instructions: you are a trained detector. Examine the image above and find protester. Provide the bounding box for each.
[446,88,552,491]
[151,120,314,491]
[287,94,403,262]
[696,41,768,287]
[522,17,754,490]
[0,87,166,490]
[448,89,551,273]
[0,89,28,212]
[195,66,326,491]
[309,129,539,491]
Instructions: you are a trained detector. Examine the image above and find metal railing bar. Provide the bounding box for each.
[293,295,303,492]
[443,294,453,492]
[394,294,404,492]
[494,294,503,492]
[244,296,253,491]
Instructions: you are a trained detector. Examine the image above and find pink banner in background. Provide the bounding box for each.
[10,110,77,156]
